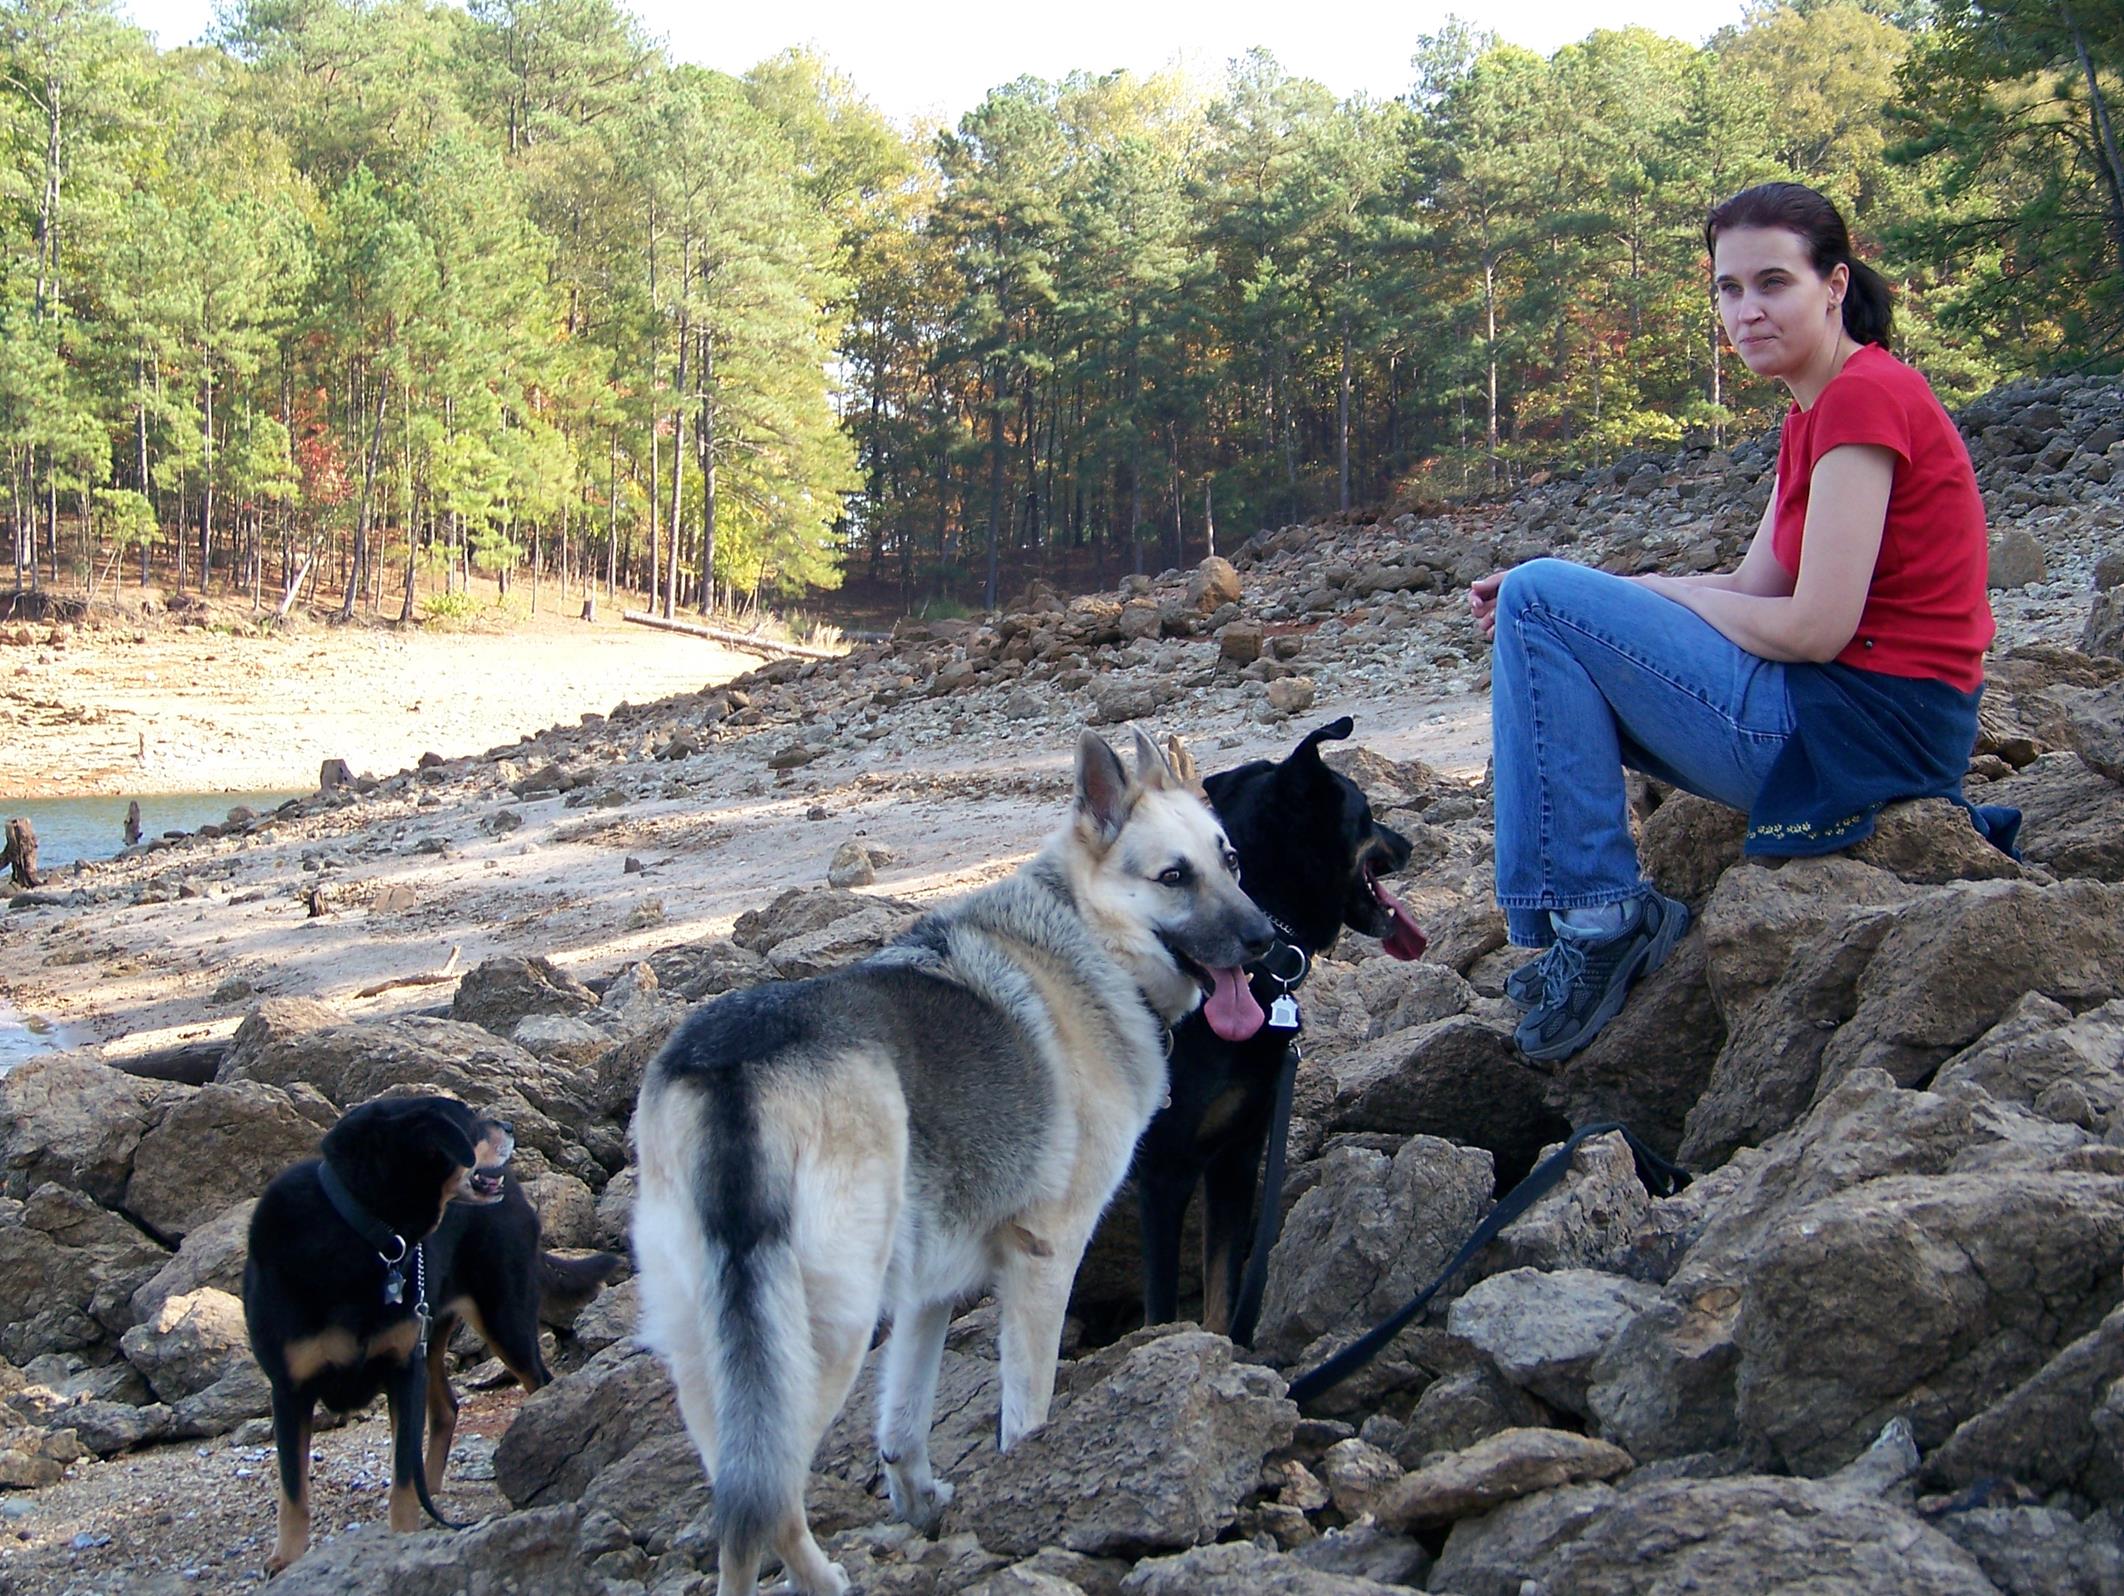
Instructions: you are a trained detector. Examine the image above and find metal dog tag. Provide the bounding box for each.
[383,1270,405,1306]
[1268,994,1301,1030]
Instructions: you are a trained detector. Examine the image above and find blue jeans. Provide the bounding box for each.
[1492,559,1796,947]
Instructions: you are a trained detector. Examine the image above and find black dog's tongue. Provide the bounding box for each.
[1204,966,1266,1040]
[1373,878,1429,961]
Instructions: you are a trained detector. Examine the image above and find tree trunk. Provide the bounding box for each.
[340,374,390,621]
[986,368,1004,611]
[698,332,716,615]
[0,818,42,889]
[199,349,214,591]
[2065,4,2124,275]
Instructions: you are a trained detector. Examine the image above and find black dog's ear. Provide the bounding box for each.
[413,1107,480,1170]
[1291,716,1355,766]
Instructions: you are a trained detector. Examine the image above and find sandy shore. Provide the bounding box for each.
[1,609,761,799]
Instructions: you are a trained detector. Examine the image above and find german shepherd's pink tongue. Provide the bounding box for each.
[1204,967,1265,1041]
[1374,878,1429,961]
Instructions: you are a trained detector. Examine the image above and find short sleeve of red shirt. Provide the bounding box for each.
[1769,345,1994,691]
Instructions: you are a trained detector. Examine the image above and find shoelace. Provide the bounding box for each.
[1539,937,1589,1008]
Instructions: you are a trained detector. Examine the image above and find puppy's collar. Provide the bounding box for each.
[318,1160,409,1263]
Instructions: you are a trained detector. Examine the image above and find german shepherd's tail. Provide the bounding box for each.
[636,1066,817,1586]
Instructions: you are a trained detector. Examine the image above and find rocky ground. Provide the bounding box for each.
[4,373,2124,1595]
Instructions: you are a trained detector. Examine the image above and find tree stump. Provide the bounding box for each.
[580,596,596,622]
[123,801,142,847]
[1,818,42,888]
[318,758,353,794]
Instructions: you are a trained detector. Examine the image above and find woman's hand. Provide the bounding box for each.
[1468,570,1505,640]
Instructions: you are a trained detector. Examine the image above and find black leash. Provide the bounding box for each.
[316,1162,463,1531]
[1228,1034,1299,1348]
[1284,1121,1690,1405]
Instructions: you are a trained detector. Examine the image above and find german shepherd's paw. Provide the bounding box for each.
[775,1562,851,1596]
[887,1474,954,1537]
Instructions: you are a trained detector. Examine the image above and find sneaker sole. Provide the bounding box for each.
[1516,899,1691,1063]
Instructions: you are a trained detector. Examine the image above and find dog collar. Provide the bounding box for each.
[318,1161,409,1264]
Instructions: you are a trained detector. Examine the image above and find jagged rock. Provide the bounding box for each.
[1584,1289,1744,1461]
[1815,879,2124,1095]
[0,1054,176,1207]
[118,1288,252,1404]
[1120,1541,1406,1594]
[519,1171,597,1251]
[1318,1436,1404,1520]
[1697,855,1921,1030]
[60,1398,173,1457]
[496,1339,676,1509]
[1530,1474,1998,1593]
[1931,1505,2124,1596]
[509,1012,612,1068]
[1989,528,2048,589]
[1429,1481,1620,1596]
[1394,1361,1554,1468]
[1186,557,1243,612]
[1315,1017,1565,1180]
[450,955,598,1037]
[1637,792,1746,906]
[644,937,770,1001]
[1375,1426,1634,1530]
[124,1079,333,1242]
[0,1185,168,1362]
[1478,1130,1652,1279]
[1254,1134,1494,1363]
[1934,992,2124,1132]
[573,1430,710,1557]
[1287,1522,1433,1587]
[267,1504,606,1595]
[218,1015,616,1185]
[828,837,878,887]
[2082,586,2124,660]
[1734,1167,2124,1474]
[1447,1269,1663,1419]
[765,903,913,978]
[1850,796,2030,884]
[2061,680,2124,785]
[130,1200,254,1325]
[950,1330,1296,1557]
[0,1405,84,1488]
[1985,752,2124,880]
[1925,1300,2124,1504]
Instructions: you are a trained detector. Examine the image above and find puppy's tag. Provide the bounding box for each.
[383,1270,405,1306]
[1268,994,1301,1031]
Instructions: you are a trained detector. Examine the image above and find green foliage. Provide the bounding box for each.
[0,0,2109,615]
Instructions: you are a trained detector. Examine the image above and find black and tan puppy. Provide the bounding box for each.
[243,1094,618,1573]
[1135,717,1427,1340]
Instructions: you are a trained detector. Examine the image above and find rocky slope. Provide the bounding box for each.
[4,375,2124,1595]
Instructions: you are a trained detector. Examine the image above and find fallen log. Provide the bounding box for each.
[354,944,462,1000]
[621,609,842,662]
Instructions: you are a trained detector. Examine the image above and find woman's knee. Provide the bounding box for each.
[1497,557,1628,623]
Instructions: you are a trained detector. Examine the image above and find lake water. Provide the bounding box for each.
[0,998,79,1075]
[0,789,303,875]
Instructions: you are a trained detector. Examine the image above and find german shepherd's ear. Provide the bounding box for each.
[1163,734,1207,799]
[1076,730,1135,843]
[1291,716,1356,766]
[1131,727,1179,793]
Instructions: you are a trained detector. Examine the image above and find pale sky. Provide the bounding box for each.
[123,0,1747,127]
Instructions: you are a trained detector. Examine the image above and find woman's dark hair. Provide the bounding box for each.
[1705,181,1894,349]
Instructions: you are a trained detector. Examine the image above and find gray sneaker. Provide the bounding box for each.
[1504,948,1557,1008]
[1512,891,1690,1063]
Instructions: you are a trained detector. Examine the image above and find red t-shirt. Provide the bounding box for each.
[1771,344,1994,691]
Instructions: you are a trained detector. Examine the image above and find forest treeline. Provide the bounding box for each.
[2,0,2119,618]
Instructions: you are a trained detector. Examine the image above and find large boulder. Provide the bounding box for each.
[1316,1018,1566,1179]
[1814,879,2124,1095]
[1254,1135,1494,1364]
[130,1199,254,1325]
[496,1339,677,1509]
[1544,931,1721,1157]
[449,955,597,1037]
[1925,1299,2124,1504]
[220,1015,618,1183]
[1120,1541,1405,1595]
[124,1079,333,1242]
[1530,1474,1999,1593]
[117,1287,253,1403]
[0,1185,169,1361]
[949,1330,1296,1558]
[1374,1427,1635,1530]
[1933,992,2124,1133]
[0,1054,175,1207]
[268,1504,606,1596]
[1984,752,2124,881]
[1734,1168,2124,1474]
[1445,1270,1663,1419]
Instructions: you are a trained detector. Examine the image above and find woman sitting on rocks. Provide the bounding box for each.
[1468,180,2018,1064]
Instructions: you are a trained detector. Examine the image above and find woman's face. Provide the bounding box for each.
[1712,225,1849,383]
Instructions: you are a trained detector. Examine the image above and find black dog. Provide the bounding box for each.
[1135,718,1426,1340]
[243,1094,619,1573]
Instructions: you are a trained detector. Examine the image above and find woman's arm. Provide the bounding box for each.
[1640,445,1893,662]
[1646,492,1794,596]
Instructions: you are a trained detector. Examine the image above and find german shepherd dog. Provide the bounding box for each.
[243,1095,619,1573]
[1136,718,1426,1340]
[632,729,1274,1596]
